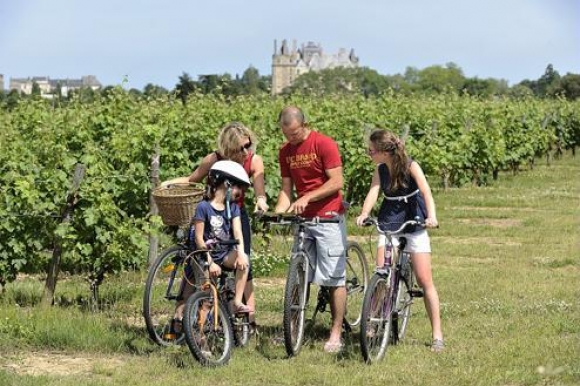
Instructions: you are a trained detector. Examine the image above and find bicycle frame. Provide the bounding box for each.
[359,217,424,363]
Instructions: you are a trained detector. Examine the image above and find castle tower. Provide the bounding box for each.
[271,39,300,95]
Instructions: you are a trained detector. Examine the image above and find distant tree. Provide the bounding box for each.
[31,81,41,97]
[537,64,561,97]
[509,83,534,99]
[175,72,196,104]
[78,87,96,103]
[100,85,116,99]
[416,62,465,93]
[286,67,390,96]
[143,83,168,99]
[358,68,391,96]
[240,66,269,95]
[403,66,420,86]
[462,77,509,97]
[5,89,21,110]
[558,73,580,100]
[128,88,142,98]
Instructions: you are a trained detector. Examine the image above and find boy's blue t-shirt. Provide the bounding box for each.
[193,200,241,262]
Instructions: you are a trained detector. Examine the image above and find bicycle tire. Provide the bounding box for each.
[392,265,415,344]
[359,273,395,363]
[143,245,189,346]
[344,241,369,327]
[183,290,233,367]
[283,253,309,357]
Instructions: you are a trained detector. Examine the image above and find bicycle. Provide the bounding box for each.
[359,217,425,363]
[259,212,369,357]
[142,230,250,351]
[181,238,250,367]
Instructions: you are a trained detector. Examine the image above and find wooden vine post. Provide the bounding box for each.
[42,163,86,306]
[148,145,160,266]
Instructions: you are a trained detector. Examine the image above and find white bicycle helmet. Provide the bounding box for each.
[208,160,251,188]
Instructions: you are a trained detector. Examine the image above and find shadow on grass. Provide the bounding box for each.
[253,319,364,361]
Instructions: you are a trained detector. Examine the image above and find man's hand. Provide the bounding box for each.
[288,195,310,214]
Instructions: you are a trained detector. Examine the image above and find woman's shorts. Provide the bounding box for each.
[378,229,431,253]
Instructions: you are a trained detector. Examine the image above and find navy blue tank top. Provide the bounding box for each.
[377,160,427,233]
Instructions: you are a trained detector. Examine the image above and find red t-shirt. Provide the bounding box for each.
[279,131,344,217]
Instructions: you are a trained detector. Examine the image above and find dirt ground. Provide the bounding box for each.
[1,351,126,377]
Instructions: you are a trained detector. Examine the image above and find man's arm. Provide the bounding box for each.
[275,176,293,213]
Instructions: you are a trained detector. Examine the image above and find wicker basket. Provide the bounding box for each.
[152,184,205,226]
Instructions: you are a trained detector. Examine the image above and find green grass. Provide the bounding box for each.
[0,153,579,385]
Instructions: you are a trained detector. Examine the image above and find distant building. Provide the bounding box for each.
[8,75,102,97]
[271,39,359,95]
[0,74,4,91]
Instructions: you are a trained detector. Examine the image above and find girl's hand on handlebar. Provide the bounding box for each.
[209,262,222,277]
[425,217,439,228]
[356,214,369,226]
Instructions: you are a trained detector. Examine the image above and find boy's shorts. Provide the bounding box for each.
[293,215,347,287]
[378,229,431,253]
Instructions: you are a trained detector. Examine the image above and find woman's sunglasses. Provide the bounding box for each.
[239,141,252,152]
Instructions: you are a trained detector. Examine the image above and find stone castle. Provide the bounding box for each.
[271,39,359,95]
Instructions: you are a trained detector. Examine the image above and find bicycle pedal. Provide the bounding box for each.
[409,289,424,298]
[163,332,177,340]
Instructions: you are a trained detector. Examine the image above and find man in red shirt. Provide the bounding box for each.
[275,106,347,353]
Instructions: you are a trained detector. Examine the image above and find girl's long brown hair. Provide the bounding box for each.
[369,129,409,192]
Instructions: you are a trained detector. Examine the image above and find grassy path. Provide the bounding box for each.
[1,153,578,386]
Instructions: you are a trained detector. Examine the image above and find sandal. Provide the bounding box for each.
[234,304,252,314]
[431,338,445,353]
[323,340,344,353]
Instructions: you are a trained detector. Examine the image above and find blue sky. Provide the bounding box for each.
[1,0,578,90]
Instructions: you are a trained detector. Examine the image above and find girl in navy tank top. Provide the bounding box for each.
[356,129,445,353]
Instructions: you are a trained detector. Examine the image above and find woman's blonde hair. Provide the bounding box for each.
[217,122,256,161]
[369,129,409,192]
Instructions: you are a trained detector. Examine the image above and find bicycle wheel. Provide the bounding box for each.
[283,253,309,357]
[183,290,233,367]
[392,274,412,343]
[359,273,395,363]
[344,241,369,327]
[143,245,189,346]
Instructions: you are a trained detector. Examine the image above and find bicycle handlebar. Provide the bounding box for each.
[362,217,426,236]
[256,211,340,225]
